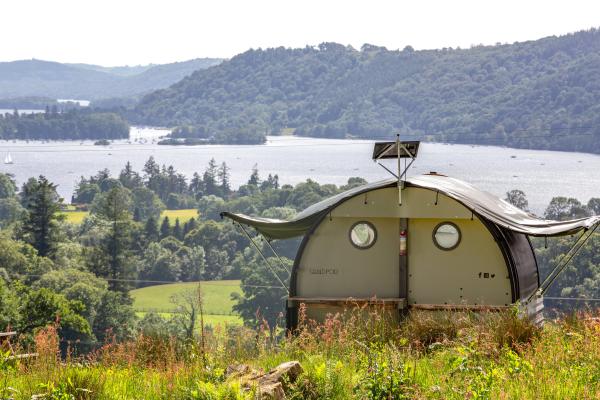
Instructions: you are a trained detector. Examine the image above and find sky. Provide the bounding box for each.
[2,0,599,66]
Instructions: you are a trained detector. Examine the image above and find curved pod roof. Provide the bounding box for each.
[221,174,600,239]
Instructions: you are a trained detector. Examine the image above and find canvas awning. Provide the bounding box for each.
[221,174,600,239]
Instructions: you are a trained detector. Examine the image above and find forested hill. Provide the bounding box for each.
[134,29,600,152]
[0,58,223,100]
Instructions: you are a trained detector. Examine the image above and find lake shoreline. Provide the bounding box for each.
[1,127,598,215]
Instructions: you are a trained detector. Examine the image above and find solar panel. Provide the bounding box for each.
[372,141,420,160]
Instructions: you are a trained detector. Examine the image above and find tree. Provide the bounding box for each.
[341,177,368,190]
[144,216,160,243]
[89,187,135,293]
[33,268,108,333]
[248,164,260,186]
[203,158,218,195]
[260,174,279,191]
[131,186,165,221]
[176,245,206,281]
[92,290,135,343]
[173,218,182,240]
[544,197,591,220]
[197,195,226,221]
[20,176,63,258]
[232,250,290,328]
[183,217,198,237]
[160,216,171,238]
[16,285,92,342]
[588,198,600,215]
[218,162,231,197]
[119,161,142,189]
[0,173,24,226]
[72,181,100,204]
[189,172,204,199]
[170,288,203,340]
[505,189,529,212]
[0,173,17,199]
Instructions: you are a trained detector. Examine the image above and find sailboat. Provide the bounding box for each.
[4,152,13,164]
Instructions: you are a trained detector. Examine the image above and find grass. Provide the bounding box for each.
[131,280,243,327]
[61,209,199,225]
[62,210,88,224]
[131,280,241,315]
[3,310,599,399]
[135,312,241,327]
[161,209,199,225]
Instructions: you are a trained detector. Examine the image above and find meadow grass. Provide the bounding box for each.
[135,312,242,327]
[161,209,199,224]
[62,210,88,224]
[131,281,243,328]
[2,310,599,399]
[131,280,241,315]
[61,209,199,225]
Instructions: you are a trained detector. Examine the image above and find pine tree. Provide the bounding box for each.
[160,216,171,238]
[144,216,159,242]
[173,218,182,240]
[20,176,63,258]
[248,164,260,186]
[218,162,231,197]
[119,161,142,189]
[92,187,135,293]
[183,217,197,237]
[203,158,218,195]
[190,172,204,199]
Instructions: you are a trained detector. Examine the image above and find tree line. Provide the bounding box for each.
[0,162,597,349]
[0,108,129,140]
[132,29,600,152]
[0,161,365,346]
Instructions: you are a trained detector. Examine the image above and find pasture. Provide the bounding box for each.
[130,280,243,326]
[61,208,199,224]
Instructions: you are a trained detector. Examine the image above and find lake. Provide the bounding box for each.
[0,127,598,215]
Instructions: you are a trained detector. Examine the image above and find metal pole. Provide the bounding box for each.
[396,134,402,205]
[262,236,291,274]
[528,223,599,302]
[236,223,289,294]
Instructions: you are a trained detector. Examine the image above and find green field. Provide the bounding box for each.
[131,280,242,327]
[61,209,199,225]
[62,210,88,224]
[161,209,199,224]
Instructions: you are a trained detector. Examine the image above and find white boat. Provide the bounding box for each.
[4,152,13,164]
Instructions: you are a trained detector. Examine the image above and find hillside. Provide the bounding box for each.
[134,29,600,152]
[0,58,223,100]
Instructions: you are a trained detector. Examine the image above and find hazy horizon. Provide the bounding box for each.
[1,0,599,66]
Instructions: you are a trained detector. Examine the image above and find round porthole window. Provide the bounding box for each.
[433,222,461,250]
[349,221,377,249]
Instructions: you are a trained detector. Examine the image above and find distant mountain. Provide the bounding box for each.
[66,63,154,77]
[0,58,223,100]
[133,29,600,152]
